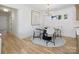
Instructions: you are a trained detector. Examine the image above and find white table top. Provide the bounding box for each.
[47,28,55,35]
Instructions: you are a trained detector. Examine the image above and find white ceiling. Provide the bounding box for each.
[26,4,74,11]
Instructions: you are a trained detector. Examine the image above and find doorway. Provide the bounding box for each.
[0,5,17,34]
[0,5,17,53]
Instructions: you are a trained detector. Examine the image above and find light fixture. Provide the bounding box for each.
[47,4,51,16]
[46,4,52,20]
[3,8,9,12]
[47,4,50,16]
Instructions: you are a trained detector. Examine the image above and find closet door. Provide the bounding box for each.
[31,10,40,25]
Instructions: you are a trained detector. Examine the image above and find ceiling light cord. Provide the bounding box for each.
[47,4,50,16]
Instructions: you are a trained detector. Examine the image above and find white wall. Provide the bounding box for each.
[9,10,18,36]
[4,4,33,39]
[40,6,76,38]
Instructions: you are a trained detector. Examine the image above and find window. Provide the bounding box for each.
[31,10,40,25]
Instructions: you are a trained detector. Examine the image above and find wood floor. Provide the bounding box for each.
[1,33,76,54]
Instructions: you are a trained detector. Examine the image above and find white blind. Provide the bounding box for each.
[31,11,40,25]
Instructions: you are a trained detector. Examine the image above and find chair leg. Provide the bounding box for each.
[53,34,56,46]
[46,41,49,46]
[53,41,55,46]
[50,40,55,46]
[60,31,62,39]
[33,36,34,40]
[33,31,35,40]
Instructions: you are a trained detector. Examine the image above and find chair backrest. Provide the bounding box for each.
[33,29,41,37]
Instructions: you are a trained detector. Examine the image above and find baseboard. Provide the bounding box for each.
[62,36,76,40]
[7,32,21,40]
[9,32,32,40]
[8,32,76,40]
[23,36,32,40]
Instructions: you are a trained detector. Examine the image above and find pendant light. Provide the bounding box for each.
[47,4,51,20]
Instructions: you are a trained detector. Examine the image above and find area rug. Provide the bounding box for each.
[32,38,65,47]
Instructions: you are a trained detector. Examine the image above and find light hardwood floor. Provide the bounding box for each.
[1,33,76,54]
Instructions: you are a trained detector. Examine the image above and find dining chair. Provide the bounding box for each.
[33,29,43,40]
[42,27,56,46]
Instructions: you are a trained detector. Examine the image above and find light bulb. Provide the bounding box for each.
[3,8,9,12]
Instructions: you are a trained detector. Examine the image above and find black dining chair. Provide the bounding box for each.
[33,29,43,40]
[42,28,55,46]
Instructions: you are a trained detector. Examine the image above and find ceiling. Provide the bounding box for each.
[26,4,74,11]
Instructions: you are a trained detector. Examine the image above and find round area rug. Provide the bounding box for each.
[32,38,65,47]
